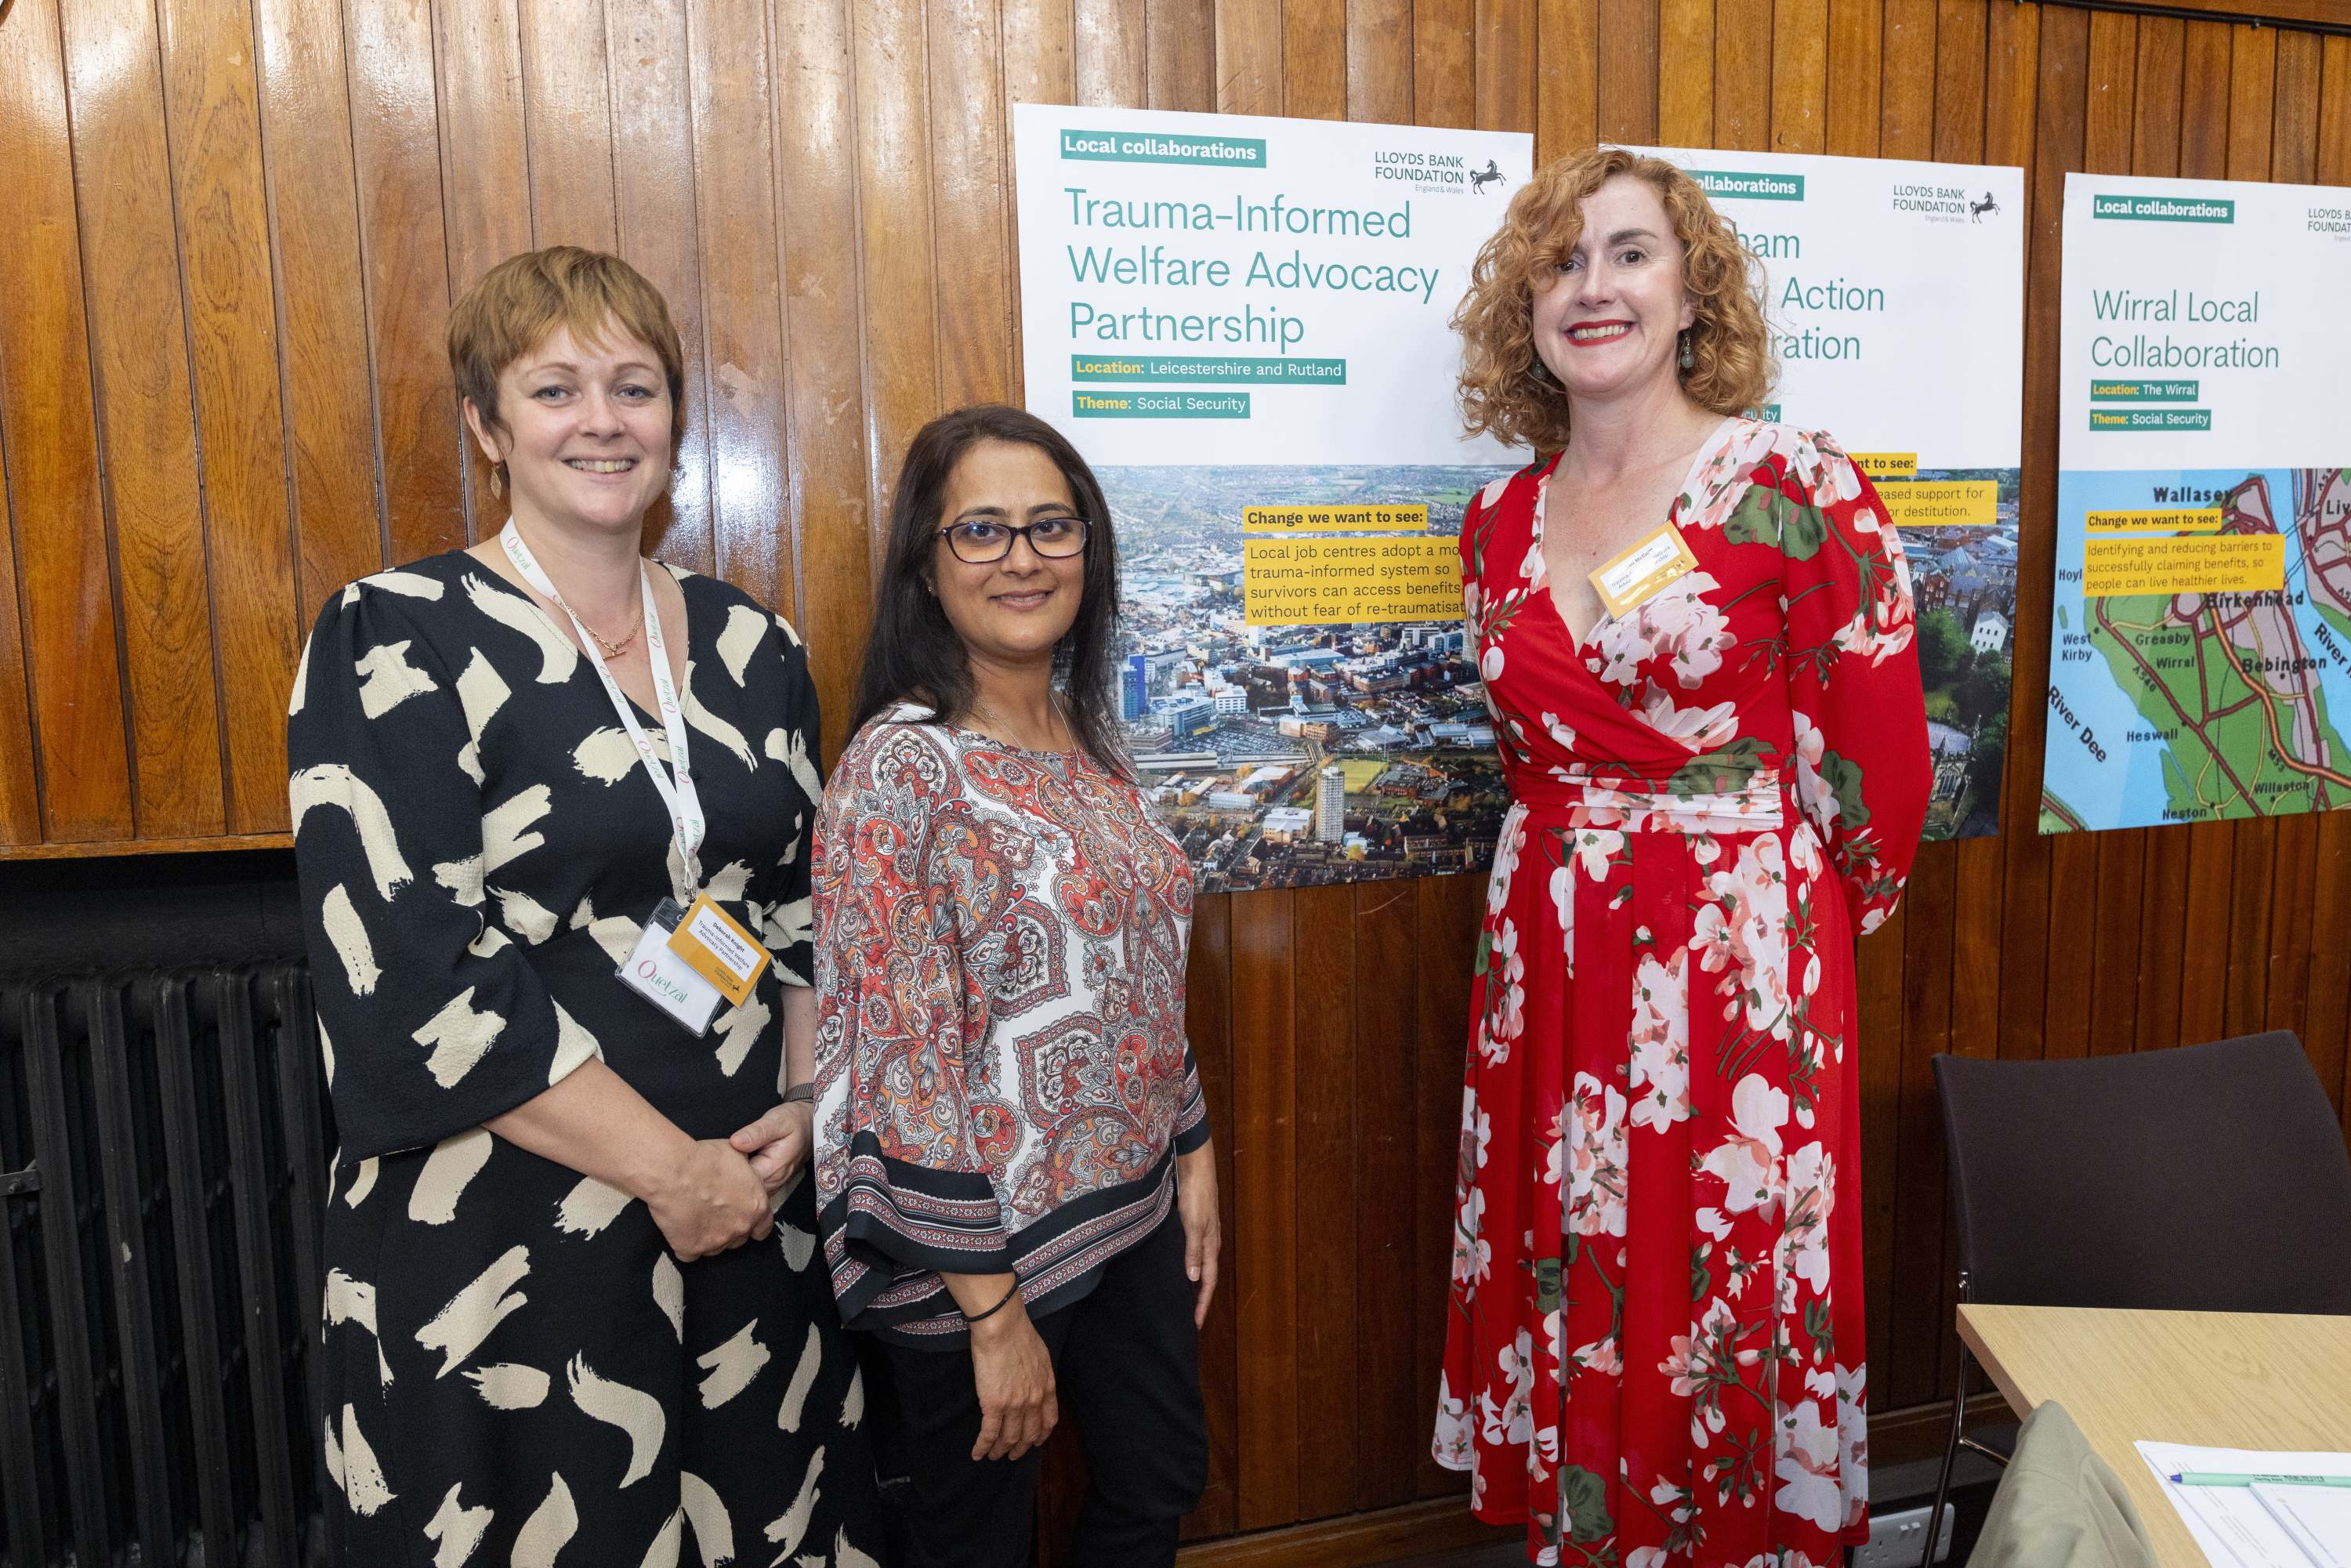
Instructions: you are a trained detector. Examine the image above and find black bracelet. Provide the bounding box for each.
[965,1278,1022,1324]
[781,1081,814,1106]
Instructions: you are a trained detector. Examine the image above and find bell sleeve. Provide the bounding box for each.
[1780,436,1934,935]
[811,723,1007,1324]
[287,578,599,1161]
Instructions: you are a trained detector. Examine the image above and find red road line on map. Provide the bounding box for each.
[2092,596,2255,806]
[2203,607,2351,791]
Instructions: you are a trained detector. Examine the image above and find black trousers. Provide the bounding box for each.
[880,1210,1208,1568]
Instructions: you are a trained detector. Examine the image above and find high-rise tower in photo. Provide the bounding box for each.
[1316,765,1346,843]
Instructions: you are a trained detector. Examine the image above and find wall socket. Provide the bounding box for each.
[1853,1502,1958,1568]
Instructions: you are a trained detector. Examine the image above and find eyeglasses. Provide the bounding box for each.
[938,515,1091,564]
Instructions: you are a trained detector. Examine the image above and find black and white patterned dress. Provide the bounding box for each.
[288,551,880,1567]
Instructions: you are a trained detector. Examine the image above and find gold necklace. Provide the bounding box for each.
[539,581,644,659]
[968,694,1067,751]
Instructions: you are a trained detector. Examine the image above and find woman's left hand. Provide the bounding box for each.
[728,1101,813,1196]
[1176,1142,1221,1328]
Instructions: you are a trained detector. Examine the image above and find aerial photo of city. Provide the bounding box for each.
[1102,464,1513,893]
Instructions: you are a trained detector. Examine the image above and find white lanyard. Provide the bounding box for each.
[499,521,703,901]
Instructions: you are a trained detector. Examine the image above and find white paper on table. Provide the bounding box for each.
[2252,1485,2351,1568]
[2135,1443,2351,1568]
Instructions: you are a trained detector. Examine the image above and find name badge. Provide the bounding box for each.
[619,899,724,1036]
[665,893,771,1006]
[1589,521,1699,620]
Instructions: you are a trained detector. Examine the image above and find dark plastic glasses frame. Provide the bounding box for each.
[936,515,1092,564]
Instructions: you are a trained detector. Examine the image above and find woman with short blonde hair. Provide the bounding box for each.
[1435,149,1930,1567]
[290,246,879,1564]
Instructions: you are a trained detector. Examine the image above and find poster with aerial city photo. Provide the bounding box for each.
[1014,103,1534,892]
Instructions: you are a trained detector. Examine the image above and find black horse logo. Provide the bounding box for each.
[1469,159,1505,195]
[1970,190,2001,223]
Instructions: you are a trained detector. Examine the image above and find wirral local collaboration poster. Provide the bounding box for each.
[1014,103,1533,893]
[1634,147,2027,838]
[2040,173,2351,835]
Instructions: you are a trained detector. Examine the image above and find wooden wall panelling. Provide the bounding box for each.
[1293,884,1359,1522]
[1534,0,1599,165]
[1657,0,1715,146]
[1352,878,1423,1512]
[1875,0,1947,1418]
[1413,872,1480,1498]
[1773,0,1831,150]
[1933,0,1989,160]
[2049,7,2139,1066]
[1150,0,1215,109]
[1824,0,1883,154]
[433,0,532,530]
[608,0,717,580]
[252,0,392,629]
[929,0,1020,409]
[159,0,302,835]
[0,0,132,842]
[60,0,230,838]
[1076,0,1147,106]
[684,0,795,614]
[517,0,620,252]
[1287,0,1349,125]
[346,0,465,563]
[1597,0,1660,141]
[1186,893,1244,1539]
[854,0,946,584]
[1477,0,1538,133]
[1351,0,1415,133]
[1417,0,1477,130]
[1718,0,1776,149]
[1232,888,1301,1529]
[773,0,877,760]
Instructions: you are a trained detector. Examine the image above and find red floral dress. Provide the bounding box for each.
[1434,419,1931,1568]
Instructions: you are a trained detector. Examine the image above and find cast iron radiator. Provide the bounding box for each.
[0,962,333,1568]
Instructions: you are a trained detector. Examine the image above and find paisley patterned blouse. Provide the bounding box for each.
[811,705,1208,1344]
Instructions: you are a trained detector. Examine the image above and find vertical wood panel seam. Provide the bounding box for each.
[919,0,948,415]
[755,0,802,624]
[427,0,480,542]
[336,0,401,572]
[0,370,53,831]
[242,0,314,638]
[148,0,248,828]
[845,2,886,576]
[45,0,143,839]
[512,0,544,247]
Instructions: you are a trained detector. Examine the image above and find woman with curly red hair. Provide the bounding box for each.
[1435,148,1930,1568]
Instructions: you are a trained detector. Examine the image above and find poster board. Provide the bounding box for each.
[2040,172,2351,833]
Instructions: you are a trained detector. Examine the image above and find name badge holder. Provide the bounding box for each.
[498,523,767,1037]
[1588,520,1700,621]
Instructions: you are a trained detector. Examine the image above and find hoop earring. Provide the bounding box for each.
[1679,331,1695,371]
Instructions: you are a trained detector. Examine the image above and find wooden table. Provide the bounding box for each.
[1957,1305,2351,1568]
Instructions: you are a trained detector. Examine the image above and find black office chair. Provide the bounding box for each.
[1922,1031,2351,1567]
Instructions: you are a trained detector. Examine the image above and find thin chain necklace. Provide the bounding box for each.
[537,570,646,659]
[967,692,1070,754]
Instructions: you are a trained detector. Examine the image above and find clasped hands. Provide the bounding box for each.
[639,1100,813,1262]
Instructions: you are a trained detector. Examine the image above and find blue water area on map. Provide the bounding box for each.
[2044,467,2349,832]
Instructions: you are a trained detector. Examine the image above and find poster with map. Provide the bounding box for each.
[1014,103,1534,891]
[1632,146,2027,838]
[2041,173,2351,833]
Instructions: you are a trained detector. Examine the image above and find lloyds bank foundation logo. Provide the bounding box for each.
[1371,145,1508,197]
[1889,181,2000,223]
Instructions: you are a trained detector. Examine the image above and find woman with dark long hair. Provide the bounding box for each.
[810,405,1219,1568]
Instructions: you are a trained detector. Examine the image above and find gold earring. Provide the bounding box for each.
[488,461,507,500]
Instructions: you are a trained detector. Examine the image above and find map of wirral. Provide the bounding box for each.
[2042,465,2351,831]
